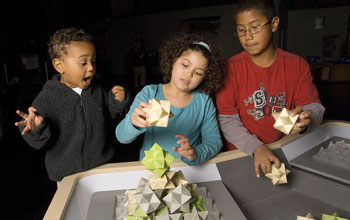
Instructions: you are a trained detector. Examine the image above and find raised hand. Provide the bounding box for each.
[172,134,196,161]
[15,107,44,135]
[112,85,125,102]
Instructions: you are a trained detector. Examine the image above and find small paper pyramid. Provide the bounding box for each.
[174,170,189,187]
[116,206,128,220]
[162,184,192,213]
[143,98,173,127]
[133,185,162,214]
[155,213,182,220]
[128,190,138,215]
[322,212,349,220]
[272,108,300,135]
[265,163,291,185]
[297,212,316,220]
[184,206,209,220]
[141,143,175,178]
[148,171,176,190]
[206,211,220,220]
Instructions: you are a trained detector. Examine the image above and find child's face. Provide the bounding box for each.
[53,41,96,89]
[235,9,277,56]
[170,49,207,93]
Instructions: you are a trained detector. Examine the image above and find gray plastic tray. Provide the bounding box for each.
[217,148,350,220]
[289,136,350,184]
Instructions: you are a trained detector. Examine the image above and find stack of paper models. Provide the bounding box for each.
[143,98,173,127]
[115,143,220,220]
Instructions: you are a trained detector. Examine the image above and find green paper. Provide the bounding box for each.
[141,143,175,177]
[155,205,168,216]
[322,212,349,220]
[190,196,205,212]
[134,207,148,217]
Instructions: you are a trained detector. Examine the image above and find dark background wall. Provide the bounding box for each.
[0,0,350,219]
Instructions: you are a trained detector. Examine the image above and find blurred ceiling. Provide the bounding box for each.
[0,0,349,44]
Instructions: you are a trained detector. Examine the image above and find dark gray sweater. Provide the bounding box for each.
[20,75,130,181]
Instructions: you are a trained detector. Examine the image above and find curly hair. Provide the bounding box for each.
[47,27,94,60]
[159,33,227,95]
[235,0,277,21]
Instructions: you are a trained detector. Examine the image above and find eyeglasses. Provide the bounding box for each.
[234,21,271,37]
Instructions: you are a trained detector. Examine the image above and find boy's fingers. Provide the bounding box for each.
[16,110,28,119]
[291,106,302,116]
[112,85,124,93]
[21,126,29,135]
[261,162,268,174]
[272,157,281,168]
[265,161,272,174]
[28,107,37,113]
[254,162,261,178]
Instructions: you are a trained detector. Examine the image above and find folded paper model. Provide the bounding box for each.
[297,212,316,220]
[322,212,349,220]
[265,163,291,185]
[143,98,173,127]
[122,143,220,219]
[272,108,300,135]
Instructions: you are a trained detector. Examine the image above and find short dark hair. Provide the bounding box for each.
[159,33,226,95]
[48,27,94,60]
[235,0,277,21]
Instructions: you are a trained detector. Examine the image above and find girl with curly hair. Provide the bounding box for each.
[116,33,227,165]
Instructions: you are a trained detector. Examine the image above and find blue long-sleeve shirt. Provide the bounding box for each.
[116,84,222,166]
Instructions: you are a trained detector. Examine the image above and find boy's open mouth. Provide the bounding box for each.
[83,76,92,83]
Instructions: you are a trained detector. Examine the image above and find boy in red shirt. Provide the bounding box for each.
[216,0,325,178]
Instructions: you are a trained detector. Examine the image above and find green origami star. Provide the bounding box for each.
[141,143,174,178]
[322,212,349,220]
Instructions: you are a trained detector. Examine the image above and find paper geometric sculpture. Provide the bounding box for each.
[155,213,182,220]
[265,163,291,185]
[135,178,149,193]
[184,206,209,220]
[154,205,170,216]
[116,206,128,220]
[128,190,138,215]
[127,207,152,220]
[133,184,162,214]
[143,98,173,127]
[141,143,175,178]
[174,170,189,187]
[322,212,349,220]
[272,108,300,135]
[297,212,316,220]
[206,211,220,220]
[162,184,192,213]
[148,171,176,190]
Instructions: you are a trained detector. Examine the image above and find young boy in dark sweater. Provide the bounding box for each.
[15,27,130,182]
